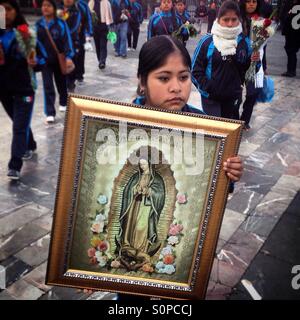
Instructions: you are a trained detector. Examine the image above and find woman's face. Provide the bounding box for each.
[245,0,258,14]
[218,10,240,27]
[41,1,55,17]
[2,3,17,27]
[160,0,173,12]
[143,52,191,111]
[139,159,149,172]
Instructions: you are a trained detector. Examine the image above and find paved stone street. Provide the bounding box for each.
[0,18,300,300]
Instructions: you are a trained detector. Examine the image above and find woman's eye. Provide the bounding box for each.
[158,77,169,82]
[179,75,190,81]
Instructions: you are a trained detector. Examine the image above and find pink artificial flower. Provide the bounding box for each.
[111,260,121,268]
[89,256,97,265]
[168,223,184,236]
[87,247,96,258]
[97,241,108,252]
[91,221,104,234]
[177,193,187,204]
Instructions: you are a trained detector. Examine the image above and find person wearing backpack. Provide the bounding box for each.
[191,0,256,120]
[36,0,74,123]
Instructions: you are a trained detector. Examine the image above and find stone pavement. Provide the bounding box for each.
[0,18,300,300]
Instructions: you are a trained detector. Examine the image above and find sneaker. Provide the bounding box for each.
[127,47,131,52]
[7,169,20,180]
[243,123,251,131]
[22,150,34,160]
[281,71,296,77]
[121,55,127,59]
[59,105,67,112]
[46,116,55,123]
[98,63,105,70]
[114,53,120,57]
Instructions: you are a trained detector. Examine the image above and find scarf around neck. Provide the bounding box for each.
[211,21,243,56]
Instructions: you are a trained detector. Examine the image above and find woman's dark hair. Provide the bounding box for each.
[137,35,191,90]
[0,0,28,27]
[217,0,241,20]
[239,0,261,35]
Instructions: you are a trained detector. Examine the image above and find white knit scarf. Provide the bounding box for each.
[211,21,243,56]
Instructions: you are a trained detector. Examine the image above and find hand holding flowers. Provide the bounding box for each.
[245,11,277,85]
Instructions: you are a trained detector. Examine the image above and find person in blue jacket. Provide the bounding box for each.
[191,0,257,120]
[174,0,191,24]
[75,0,93,84]
[36,0,74,123]
[0,0,47,180]
[127,0,143,51]
[147,0,185,40]
[60,0,88,91]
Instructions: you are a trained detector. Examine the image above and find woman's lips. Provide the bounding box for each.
[166,97,183,103]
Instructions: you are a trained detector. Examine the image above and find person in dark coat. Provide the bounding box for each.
[281,0,300,77]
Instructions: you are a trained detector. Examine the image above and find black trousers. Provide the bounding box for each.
[127,23,140,49]
[76,40,85,81]
[284,34,300,73]
[0,93,36,171]
[240,81,259,125]
[42,62,67,116]
[201,95,240,120]
[93,26,108,65]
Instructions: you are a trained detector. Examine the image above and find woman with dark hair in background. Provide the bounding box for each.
[239,0,263,130]
[0,0,46,180]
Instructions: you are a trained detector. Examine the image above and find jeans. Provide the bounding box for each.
[0,93,36,171]
[114,21,128,56]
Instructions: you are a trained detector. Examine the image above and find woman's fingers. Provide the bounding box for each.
[223,156,243,182]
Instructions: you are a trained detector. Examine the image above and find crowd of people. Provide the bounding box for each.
[0,0,299,182]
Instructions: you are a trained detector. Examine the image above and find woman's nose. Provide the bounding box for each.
[169,78,181,92]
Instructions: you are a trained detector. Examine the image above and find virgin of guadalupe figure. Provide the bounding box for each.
[116,158,165,270]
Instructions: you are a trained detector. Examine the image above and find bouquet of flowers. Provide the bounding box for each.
[172,21,198,43]
[245,12,277,84]
[14,24,37,90]
[57,9,69,21]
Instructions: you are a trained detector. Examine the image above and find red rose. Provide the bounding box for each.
[17,24,30,39]
[97,241,108,252]
[263,19,272,27]
[251,14,259,20]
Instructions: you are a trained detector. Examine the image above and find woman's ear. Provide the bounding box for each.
[138,78,146,96]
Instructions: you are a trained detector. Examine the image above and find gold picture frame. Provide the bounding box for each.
[46,94,243,300]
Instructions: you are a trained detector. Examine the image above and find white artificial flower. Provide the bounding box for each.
[167,236,179,245]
